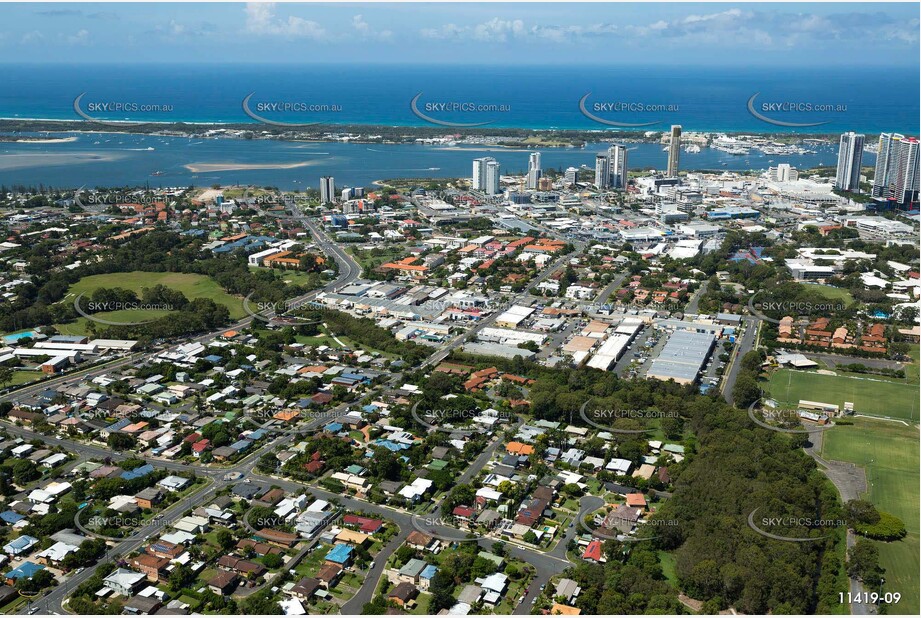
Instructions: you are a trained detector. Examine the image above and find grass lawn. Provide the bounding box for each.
[61,271,246,322]
[766,369,919,422]
[822,417,920,614]
[249,266,317,287]
[7,369,43,386]
[802,283,856,305]
[658,550,678,587]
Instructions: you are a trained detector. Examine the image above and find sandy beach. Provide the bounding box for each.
[183,161,321,173]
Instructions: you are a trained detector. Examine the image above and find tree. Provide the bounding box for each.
[0,365,13,390]
[847,539,884,587]
[107,433,137,451]
[169,565,196,591]
[216,528,236,551]
[428,570,456,613]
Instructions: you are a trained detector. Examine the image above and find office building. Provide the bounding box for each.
[768,163,798,182]
[320,176,335,204]
[667,125,682,177]
[834,131,865,192]
[564,167,578,186]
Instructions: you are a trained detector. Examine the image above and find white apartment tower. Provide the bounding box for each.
[609,144,628,189]
[835,131,865,192]
[527,152,542,189]
[666,125,682,177]
[319,176,335,204]
[594,154,611,189]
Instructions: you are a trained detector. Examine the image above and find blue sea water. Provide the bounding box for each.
[0,64,917,133]
[0,64,914,189]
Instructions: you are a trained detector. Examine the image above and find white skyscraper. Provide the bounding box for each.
[472,157,493,191]
[594,153,611,189]
[667,125,682,177]
[472,157,501,194]
[609,144,628,189]
[485,160,501,195]
[891,137,919,206]
[527,152,542,189]
[320,176,335,204]
[872,133,904,198]
[835,131,865,192]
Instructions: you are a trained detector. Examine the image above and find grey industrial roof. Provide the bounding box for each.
[647,329,715,382]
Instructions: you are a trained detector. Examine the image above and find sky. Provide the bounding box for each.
[0,2,918,66]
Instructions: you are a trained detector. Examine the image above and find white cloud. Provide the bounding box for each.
[68,29,89,45]
[21,30,44,44]
[352,14,392,41]
[244,2,328,40]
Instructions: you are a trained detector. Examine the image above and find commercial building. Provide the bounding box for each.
[646,329,715,385]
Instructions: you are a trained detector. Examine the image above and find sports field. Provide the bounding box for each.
[57,271,245,335]
[822,417,920,614]
[767,368,919,421]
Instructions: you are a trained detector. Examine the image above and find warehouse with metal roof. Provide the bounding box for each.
[646,329,716,385]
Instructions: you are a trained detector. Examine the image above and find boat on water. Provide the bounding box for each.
[684,144,701,154]
[151,171,164,176]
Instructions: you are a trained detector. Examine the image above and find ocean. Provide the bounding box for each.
[0,63,913,189]
[0,64,917,133]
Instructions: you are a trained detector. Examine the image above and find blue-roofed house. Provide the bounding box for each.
[247,429,268,441]
[325,543,353,567]
[373,439,409,452]
[0,511,25,525]
[102,417,132,437]
[3,535,39,556]
[5,561,43,582]
[204,355,223,364]
[325,422,344,434]
[420,564,438,591]
[230,439,253,452]
[121,464,155,481]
